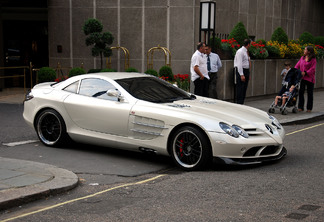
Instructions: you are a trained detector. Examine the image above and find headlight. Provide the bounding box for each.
[232,125,249,138]
[219,122,239,138]
[269,115,282,129]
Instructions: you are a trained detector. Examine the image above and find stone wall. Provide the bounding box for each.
[47,0,324,76]
[213,59,324,100]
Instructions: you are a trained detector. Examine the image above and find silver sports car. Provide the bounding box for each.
[23,72,286,170]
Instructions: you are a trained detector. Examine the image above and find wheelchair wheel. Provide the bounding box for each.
[281,108,288,115]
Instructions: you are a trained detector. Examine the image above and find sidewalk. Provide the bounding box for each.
[0,87,324,211]
[245,88,324,125]
[0,158,78,211]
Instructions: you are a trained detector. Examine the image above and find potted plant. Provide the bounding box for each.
[38,67,56,83]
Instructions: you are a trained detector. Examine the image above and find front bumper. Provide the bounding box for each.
[213,147,287,165]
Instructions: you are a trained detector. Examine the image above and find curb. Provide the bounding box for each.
[0,160,79,211]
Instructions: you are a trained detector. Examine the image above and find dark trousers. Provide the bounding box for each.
[298,79,314,111]
[208,72,218,99]
[235,68,249,104]
[194,78,209,97]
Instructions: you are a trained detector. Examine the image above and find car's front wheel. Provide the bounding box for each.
[36,109,68,146]
[170,126,212,170]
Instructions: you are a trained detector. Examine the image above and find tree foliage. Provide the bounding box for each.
[83,18,114,69]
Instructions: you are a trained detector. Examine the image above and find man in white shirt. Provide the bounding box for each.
[234,39,251,104]
[205,45,222,99]
[190,42,209,97]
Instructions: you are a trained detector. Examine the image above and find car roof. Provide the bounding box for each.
[54,72,154,90]
[90,72,148,80]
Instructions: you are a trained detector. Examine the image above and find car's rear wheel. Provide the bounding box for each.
[36,109,67,146]
[170,126,212,171]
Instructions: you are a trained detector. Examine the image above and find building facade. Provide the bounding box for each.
[1,0,324,89]
[47,0,324,74]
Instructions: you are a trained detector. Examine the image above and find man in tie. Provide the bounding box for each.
[205,45,222,99]
[234,39,251,104]
[190,42,209,97]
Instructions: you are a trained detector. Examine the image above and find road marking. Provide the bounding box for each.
[2,140,38,147]
[286,123,324,136]
[0,174,166,222]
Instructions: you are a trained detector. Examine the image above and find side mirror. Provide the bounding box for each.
[107,89,124,102]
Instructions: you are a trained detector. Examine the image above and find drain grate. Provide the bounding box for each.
[298,204,321,211]
[285,213,309,220]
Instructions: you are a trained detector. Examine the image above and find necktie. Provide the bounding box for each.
[207,55,211,71]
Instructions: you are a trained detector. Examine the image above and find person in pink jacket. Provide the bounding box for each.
[295,46,317,112]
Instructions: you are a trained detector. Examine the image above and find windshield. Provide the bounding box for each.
[116,76,193,103]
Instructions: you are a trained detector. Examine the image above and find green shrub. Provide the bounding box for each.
[266,45,281,58]
[125,67,138,72]
[174,74,190,91]
[144,69,158,77]
[209,37,221,52]
[159,66,174,82]
[271,27,288,45]
[289,39,299,44]
[228,22,249,46]
[221,42,232,51]
[316,49,324,59]
[100,68,116,72]
[68,67,86,78]
[314,36,324,47]
[220,42,235,59]
[249,45,268,59]
[299,32,314,44]
[88,69,102,73]
[255,39,266,45]
[38,67,56,83]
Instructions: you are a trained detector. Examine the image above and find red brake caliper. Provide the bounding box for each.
[179,138,184,157]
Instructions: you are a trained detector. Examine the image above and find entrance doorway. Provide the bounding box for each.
[2,21,48,88]
[0,0,48,89]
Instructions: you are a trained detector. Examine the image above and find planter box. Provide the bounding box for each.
[212,59,324,101]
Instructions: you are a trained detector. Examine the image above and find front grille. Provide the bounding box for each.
[243,145,281,157]
[260,145,280,155]
[243,146,262,156]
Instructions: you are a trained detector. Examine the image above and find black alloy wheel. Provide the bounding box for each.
[170,126,212,170]
[36,109,67,146]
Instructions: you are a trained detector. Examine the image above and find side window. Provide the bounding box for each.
[79,78,118,101]
[63,80,79,93]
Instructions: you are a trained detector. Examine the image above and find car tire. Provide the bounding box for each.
[170,126,212,171]
[36,109,68,147]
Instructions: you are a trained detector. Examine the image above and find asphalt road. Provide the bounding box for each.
[1,104,324,221]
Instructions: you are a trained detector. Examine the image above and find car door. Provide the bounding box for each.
[63,78,132,137]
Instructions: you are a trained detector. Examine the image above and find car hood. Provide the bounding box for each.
[169,97,270,127]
